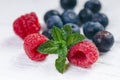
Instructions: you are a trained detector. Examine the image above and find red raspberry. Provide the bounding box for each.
[13,12,41,39]
[67,40,99,68]
[24,33,48,61]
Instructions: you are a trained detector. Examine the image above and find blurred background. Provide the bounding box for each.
[0,0,120,40]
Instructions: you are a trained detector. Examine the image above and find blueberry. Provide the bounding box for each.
[65,23,80,33]
[84,0,101,13]
[92,13,109,28]
[42,29,52,40]
[46,15,63,29]
[83,22,104,39]
[93,31,114,52]
[60,0,77,10]
[44,10,60,23]
[79,8,93,23]
[61,10,81,26]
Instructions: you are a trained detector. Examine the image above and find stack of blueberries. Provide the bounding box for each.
[42,0,114,53]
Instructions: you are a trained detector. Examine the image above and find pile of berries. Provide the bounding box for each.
[43,0,114,53]
[13,0,114,73]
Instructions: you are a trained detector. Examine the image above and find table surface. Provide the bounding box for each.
[0,0,120,80]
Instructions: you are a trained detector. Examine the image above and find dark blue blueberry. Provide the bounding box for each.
[42,29,52,40]
[60,0,77,10]
[93,31,114,52]
[44,10,60,23]
[83,22,104,39]
[92,13,109,28]
[65,23,80,33]
[61,10,81,26]
[79,8,93,23]
[74,16,82,27]
[84,0,101,13]
[46,15,63,29]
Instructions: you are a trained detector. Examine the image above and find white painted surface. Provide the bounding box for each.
[0,0,120,80]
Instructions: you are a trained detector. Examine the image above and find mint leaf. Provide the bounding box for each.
[58,45,68,57]
[37,40,59,54]
[62,25,72,35]
[62,25,72,40]
[66,33,85,47]
[55,46,68,73]
[51,26,63,42]
[55,56,67,73]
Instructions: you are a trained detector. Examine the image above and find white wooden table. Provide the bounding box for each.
[0,0,120,80]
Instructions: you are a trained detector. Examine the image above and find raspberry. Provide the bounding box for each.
[24,33,48,61]
[13,12,41,39]
[67,40,99,68]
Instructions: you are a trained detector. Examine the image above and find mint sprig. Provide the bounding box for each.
[37,26,85,73]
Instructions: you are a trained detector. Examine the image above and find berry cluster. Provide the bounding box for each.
[13,0,114,73]
[13,12,48,61]
[43,0,114,53]
[81,0,114,52]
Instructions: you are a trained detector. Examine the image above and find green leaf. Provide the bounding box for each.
[62,25,72,40]
[37,40,59,54]
[55,56,67,73]
[58,45,68,57]
[51,26,63,42]
[55,46,68,73]
[62,25,72,35]
[66,33,85,47]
